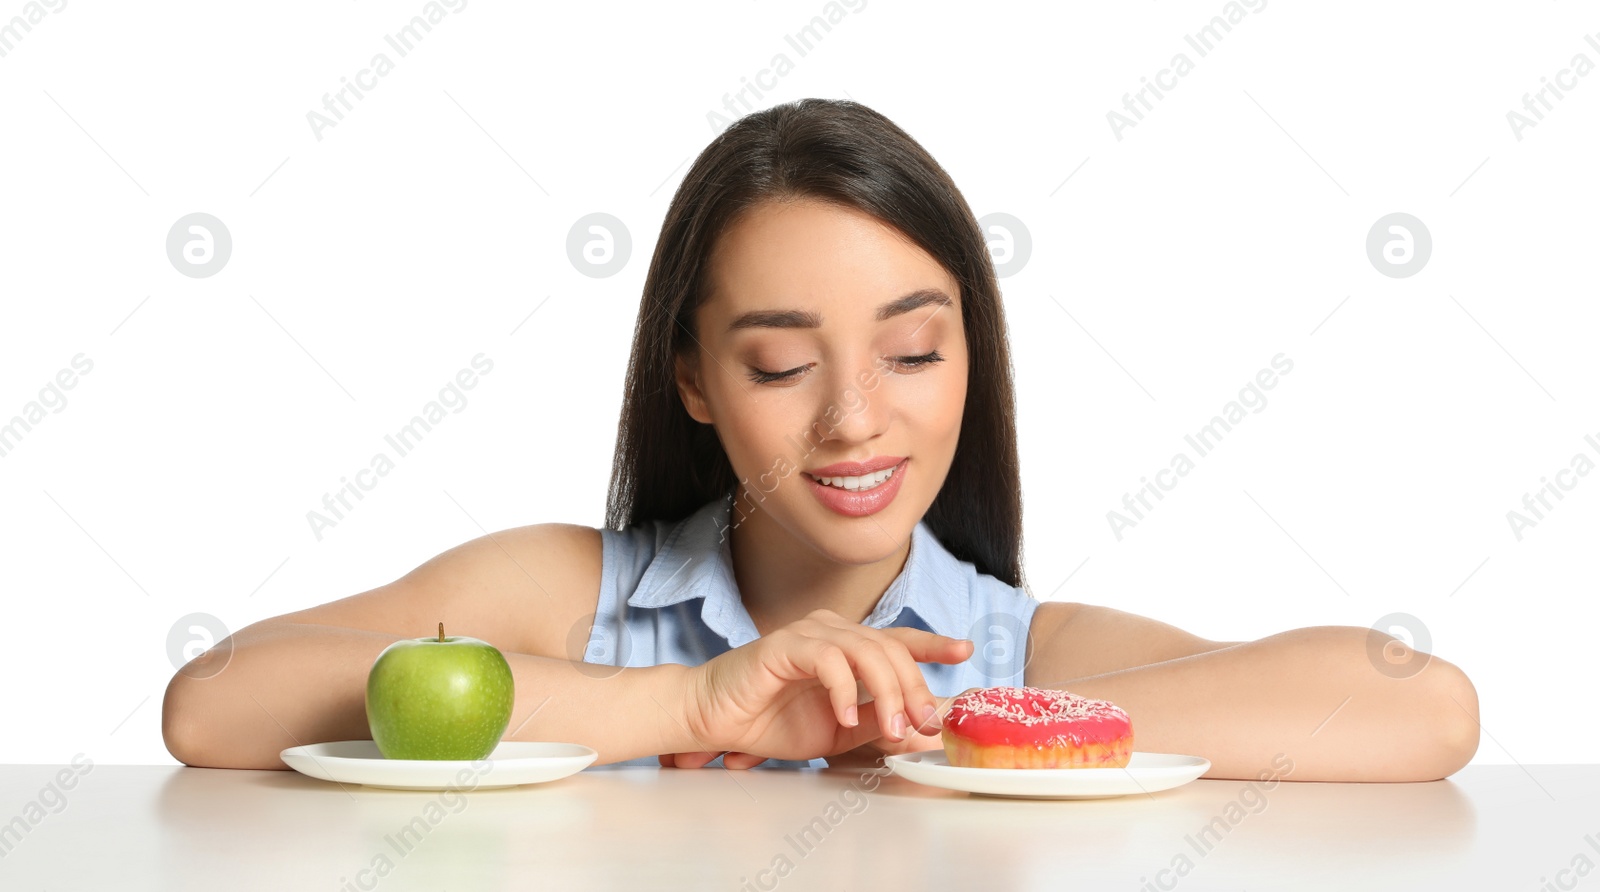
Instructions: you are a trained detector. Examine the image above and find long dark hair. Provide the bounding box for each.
[605,98,1026,591]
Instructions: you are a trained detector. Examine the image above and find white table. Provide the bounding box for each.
[0,761,1592,890]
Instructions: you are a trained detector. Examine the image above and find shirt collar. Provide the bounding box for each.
[626,493,969,646]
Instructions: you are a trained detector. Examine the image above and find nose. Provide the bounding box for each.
[813,355,889,445]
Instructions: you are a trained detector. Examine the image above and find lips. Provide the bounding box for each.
[805,455,907,478]
[803,457,908,517]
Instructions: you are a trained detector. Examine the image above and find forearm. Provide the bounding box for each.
[1036,625,1479,782]
[162,621,695,769]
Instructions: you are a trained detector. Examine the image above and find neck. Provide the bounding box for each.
[729,506,912,637]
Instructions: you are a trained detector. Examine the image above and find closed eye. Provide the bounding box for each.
[745,351,945,385]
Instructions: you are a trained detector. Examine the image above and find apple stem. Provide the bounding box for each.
[438,621,445,642]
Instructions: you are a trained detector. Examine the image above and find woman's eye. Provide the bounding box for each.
[746,351,944,385]
[747,364,809,385]
[885,350,945,374]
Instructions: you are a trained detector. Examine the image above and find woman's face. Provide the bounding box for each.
[675,197,969,564]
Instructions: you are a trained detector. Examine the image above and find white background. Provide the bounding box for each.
[0,0,1594,766]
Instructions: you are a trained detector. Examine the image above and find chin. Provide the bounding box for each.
[794,498,927,565]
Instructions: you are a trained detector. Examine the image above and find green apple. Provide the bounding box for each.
[366,622,515,760]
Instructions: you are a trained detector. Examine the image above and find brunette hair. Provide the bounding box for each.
[605,98,1025,590]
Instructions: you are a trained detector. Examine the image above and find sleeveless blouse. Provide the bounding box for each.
[583,492,1040,768]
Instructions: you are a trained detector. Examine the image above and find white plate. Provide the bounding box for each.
[279,740,598,791]
[886,750,1210,799]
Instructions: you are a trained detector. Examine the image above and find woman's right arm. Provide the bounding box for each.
[161,523,700,769]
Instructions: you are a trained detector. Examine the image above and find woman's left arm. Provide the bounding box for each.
[1023,602,1481,782]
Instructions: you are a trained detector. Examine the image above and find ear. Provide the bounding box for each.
[674,351,713,424]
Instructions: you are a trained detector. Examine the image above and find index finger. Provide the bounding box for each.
[880,627,975,664]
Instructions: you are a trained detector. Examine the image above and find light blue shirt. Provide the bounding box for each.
[583,491,1041,768]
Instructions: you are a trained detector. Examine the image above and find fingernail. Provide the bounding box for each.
[845,705,858,727]
[920,703,937,728]
[890,713,907,739]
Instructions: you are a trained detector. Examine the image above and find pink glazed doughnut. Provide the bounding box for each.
[941,686,1134,769]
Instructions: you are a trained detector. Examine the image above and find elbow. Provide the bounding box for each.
[162,673,206,767]
[162,672,259,769]
[161,669,299,771]
[1423,657,1480,780]
[1343,624,1480,781]
[1376,648,1479,781]
[1325,625,1480,781]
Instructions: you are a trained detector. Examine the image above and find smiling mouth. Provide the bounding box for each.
[803,462,903,493]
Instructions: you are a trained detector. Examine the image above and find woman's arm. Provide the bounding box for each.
[1024,603,1480,782]
[1026,602,1243,677]
[162,523,701,768]
[162,622,697,769]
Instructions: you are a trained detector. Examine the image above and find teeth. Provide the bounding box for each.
[815,464,898,492]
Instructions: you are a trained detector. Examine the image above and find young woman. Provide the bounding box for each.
[162,99,1480,781]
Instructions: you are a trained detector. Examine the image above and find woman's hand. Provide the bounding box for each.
[664,609,973,768]
[779,686,978,771]
[815,726,944,771]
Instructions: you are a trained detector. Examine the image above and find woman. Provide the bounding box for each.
[162,99,1480,781]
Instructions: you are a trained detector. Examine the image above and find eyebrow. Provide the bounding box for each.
[725,288,953,333]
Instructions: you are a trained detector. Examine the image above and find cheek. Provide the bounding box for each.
[715,393,799,471]
[904,368,966,436]
[919,372,967,457]
[944,354,970,422]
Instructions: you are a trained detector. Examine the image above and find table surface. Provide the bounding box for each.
[0,759,1594,891]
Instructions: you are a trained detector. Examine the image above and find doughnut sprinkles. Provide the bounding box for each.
[941,686,1133,769]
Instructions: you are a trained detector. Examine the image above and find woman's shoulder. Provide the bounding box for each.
[470,520,604,574]
[260,520,610,661]
[414,514,689,658]
[433,521,606,658]
[500,515,682,631]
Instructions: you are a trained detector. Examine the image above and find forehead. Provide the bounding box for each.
[704,199,957,313]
